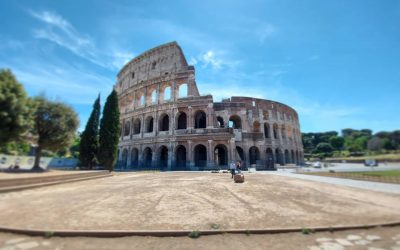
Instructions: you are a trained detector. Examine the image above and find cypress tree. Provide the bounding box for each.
[79,95,101,169]
[98,90,120,171]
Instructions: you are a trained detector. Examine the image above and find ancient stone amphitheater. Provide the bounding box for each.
[116,42,304,170]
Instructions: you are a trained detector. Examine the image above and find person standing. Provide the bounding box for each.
[229,161,236,178]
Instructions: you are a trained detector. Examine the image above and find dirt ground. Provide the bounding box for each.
[1,226,400,250]
[0,172,399,231]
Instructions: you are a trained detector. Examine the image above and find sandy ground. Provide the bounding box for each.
[0,172,399,231]
[1,226,400,250]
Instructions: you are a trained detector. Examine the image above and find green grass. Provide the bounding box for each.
[351,170,400,177]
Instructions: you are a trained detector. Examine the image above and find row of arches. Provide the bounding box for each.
[135,84,188,107]
[123,112,246,136]
[118,144,302,170]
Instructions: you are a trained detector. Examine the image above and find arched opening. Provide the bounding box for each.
[291,150,295,164]
[158,146,168,170]
[140,95,145,106]
[236,146,245,161]
[281,125,286,139]
[164,86,171,102]
[178,83,188,98]
[145,116,154,133]
[295,151,299,165]
[176,112,187,129]
[121,149,128,169]
[275,148,284,165]
[133,118,141,134]
[194,144,207,168]
[175,145,186,170]
[214,144,228,166]
[249,146,260,165]
[131,148,139,168]
[253,121,261,132]
[216,116,224,128]
[143,147,153,168]
[285,149,290,164]
[159,114,169,131]
[228,115,242,129]
[151,90,157,104]
[264,123,270,138]
[273,123,279,139]
[266,148,274,169]
[124,121,131,136]
[194,110,206,129]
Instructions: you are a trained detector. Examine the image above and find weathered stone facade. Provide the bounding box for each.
[115,42,304,170]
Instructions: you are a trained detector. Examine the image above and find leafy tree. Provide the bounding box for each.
[0,69,32,146]
[367,136,382,151]
[382,138,395,150]
[315,142,333,154]
[99,90,120,171]
[79,95,101,169]
[32,97,79,170]
[329,136,344,151]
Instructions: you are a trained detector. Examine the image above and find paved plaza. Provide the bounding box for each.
[0,172,399,231]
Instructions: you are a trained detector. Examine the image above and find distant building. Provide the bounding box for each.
[115,42,304,170]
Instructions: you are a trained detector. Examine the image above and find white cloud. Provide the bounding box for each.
[29,10,132,70]
[258,23,276,44]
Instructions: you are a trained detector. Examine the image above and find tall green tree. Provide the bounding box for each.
[32,97,79,170]
[99,90,120,171]
[79,95,101,169]
[329,136,344,151]
[0,69,31,146]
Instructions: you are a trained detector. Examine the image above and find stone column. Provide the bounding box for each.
[229,138,235,162]
[168,142,173,170]
[188,106,193,129]
[140,114,145,138]
[188,140,194,169]
[151,146,157,169]
[207,140,213,168]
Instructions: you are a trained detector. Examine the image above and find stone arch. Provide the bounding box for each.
[145,116,154,133]
[264,123,270,138]
[253,121,261,132]
[281,125,286,139]
[123,121,131,136]
[236,146,245,161]
[194,110,207,129]
[176,111,187,129]
[284,149,290,164]
[275,148,284,165]
[194,144,207,168]
[159,113,169,131]
[121,148,128,169]
[249,146,260,165]
[178,83,188,98]
[163,86,171,102]
[266,148,274,168]
[158,146,168,170]
[214,144,228,166]
[151,90,157,104]
[131,148,139,167]
[175,145,187,170]
[296,150,299,165]
[229,115,242,129]
[273,123,279,139]
[143,147,153,168]
[133,118,141,134]
[216,116,224,128]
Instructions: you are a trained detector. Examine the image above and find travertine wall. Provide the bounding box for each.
[115,42,304,170]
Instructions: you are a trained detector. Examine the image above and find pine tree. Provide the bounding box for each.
[79,95,101,169]
[98,90,120,171]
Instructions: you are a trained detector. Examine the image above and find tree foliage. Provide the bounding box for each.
[0,69,31,146]
[79,95,101,169]
[98,90,120,171]
[32,97,79,169]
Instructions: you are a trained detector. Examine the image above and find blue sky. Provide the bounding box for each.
[1,0,399,133]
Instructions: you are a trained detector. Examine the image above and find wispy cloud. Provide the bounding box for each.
[29,10,132,70]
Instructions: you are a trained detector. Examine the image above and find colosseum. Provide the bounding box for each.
[115,42,304,171]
